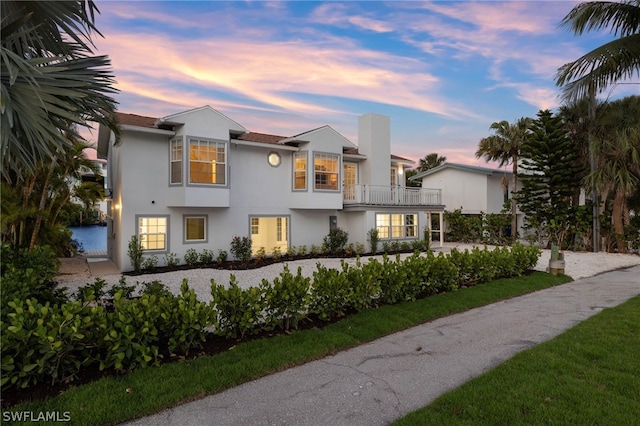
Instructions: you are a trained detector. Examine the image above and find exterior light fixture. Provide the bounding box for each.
[268,151,281,167]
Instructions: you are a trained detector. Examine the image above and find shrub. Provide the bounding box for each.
[286,245,297,258]
[127,235,143,272]
[164,253,180,268]
[163,280,215,356]
[230,236,252,263]
[310,263,353,321]
[210,275,264,339]
[323,228,349,255]
[297,245,307,257]
[367,228,380,254]
[198,249,215,265]
[217,249,228,264]
[183,248,199,266]
[272,246,282,260]
[444,209,482,243]
[255,247,267,262]
[141,254,158,270]
[261,266,311,331]
[1,245,64,307]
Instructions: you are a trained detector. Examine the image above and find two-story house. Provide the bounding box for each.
[98,106,444,271]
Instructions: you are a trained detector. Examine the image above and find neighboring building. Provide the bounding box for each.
[98,106,444,271]
[409,162,524,235]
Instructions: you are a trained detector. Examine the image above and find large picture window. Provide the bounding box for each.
[170,138,182,184]
[293,152,307,190]
[314,153,339,191]
[189,138,226,185]
[376,213,417,239]
[138,216,168,251]
[184,216,206,242]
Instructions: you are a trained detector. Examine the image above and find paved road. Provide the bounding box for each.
[128,266,640,426]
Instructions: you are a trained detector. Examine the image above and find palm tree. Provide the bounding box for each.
[555,0,640,102]
[585,95,640,253]
[475,118,532,238]
[1,1,119,181]
[418,153,447,172]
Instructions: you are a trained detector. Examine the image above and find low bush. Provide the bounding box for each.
[323,228,349,255]
[183,248,199,266]
[1,244,542,392]
[230,236,252,263]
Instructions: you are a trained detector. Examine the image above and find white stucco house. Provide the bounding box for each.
[409,163,524,236]
[98,106,445,271]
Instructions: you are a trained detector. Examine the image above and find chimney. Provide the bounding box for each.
[358,113,391,187]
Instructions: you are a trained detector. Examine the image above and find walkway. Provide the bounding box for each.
[128,265,640,426]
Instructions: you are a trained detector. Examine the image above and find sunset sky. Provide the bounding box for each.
[88,1,639,167]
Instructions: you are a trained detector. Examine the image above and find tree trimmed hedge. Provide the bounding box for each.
[1,243,541,390]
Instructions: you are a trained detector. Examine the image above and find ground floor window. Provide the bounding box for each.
[376,213,417,239]
[184,215,206,242]
[249,216,289,254]
[138,216,168,251]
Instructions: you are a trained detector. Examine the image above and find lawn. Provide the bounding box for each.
[4,272,571,426]
[393,294,640,425]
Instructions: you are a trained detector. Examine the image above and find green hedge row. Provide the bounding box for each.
[1,243,540,390]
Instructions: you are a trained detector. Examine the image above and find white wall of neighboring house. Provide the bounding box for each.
[414,163,525,236]
[100,107,441,271]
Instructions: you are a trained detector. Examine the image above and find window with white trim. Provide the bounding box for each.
[170,138,182,184]
[314,153,339,191]
[185,216,206,242]
[293,152,307,190]
[376,213,417,239]
[189,138,226,185]
[138,216,168,251]
[251,217,259,235]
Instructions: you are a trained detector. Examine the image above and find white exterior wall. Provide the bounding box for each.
[421,168,489,214]
[103,107,424,271]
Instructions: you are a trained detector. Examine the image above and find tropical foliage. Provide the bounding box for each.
[476,118,531,238]
[1,1,116,254]
[555,0,640,102]
[417,153,447,172]
[1,1,119,179]
[516,110,588,249]
[586,96,640,252]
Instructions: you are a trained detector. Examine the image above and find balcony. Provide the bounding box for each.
[343,184,442,206]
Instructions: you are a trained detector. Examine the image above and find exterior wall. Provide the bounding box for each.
[486,173,508,214]
[421,168,489,214]
[104,108,426,271]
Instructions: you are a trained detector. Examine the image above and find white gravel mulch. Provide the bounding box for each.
[55,243,640,302]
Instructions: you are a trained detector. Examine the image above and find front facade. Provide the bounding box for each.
[98,106,444,271]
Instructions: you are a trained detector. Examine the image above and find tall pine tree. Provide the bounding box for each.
[516,109,585,248]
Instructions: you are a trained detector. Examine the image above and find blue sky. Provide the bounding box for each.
[90,1,639,167]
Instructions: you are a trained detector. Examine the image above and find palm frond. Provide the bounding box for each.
[559,0,640,37]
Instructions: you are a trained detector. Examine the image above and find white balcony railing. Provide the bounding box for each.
[343,184,441,206]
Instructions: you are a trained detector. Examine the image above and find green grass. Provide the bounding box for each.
[8,272,570,426]
[393,295,640,426]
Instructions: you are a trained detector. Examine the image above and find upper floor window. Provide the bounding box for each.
[189,138,226,185]
[293,152,307,190]
[314,153,339,191]
[390,167,397,187]
[170,138,182,184]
